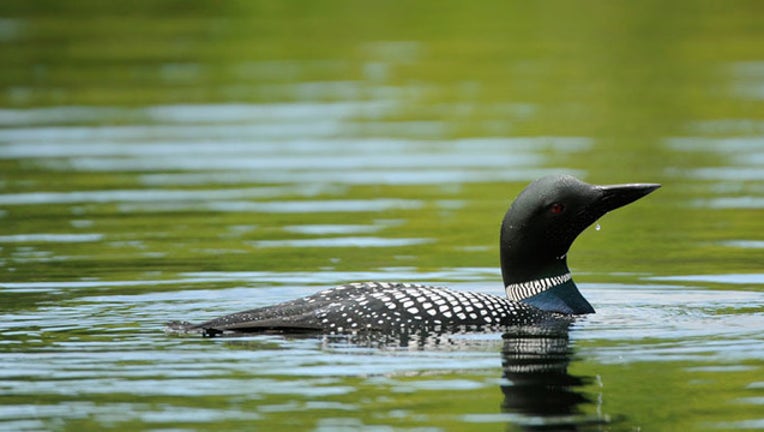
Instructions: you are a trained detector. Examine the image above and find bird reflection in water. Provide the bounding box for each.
[500,322,611,431]
[218,322,615,430]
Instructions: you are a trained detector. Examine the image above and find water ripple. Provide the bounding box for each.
[249,237,432,248]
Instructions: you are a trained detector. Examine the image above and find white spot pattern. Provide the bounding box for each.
[199,281,555,336]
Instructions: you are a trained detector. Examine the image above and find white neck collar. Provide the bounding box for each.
[505,272,572,301]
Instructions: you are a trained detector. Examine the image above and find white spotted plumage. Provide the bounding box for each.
[192,281,555,335]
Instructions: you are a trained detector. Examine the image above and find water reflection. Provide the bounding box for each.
[500,323,607,431]
[223,322,609,431]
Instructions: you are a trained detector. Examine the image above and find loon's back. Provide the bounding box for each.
[169,282,551,337]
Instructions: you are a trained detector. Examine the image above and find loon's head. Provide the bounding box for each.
[500,175,660,315]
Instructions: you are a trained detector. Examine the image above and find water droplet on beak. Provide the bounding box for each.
[595,223,601,231]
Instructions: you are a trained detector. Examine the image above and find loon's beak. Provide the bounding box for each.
[596,182,661,214]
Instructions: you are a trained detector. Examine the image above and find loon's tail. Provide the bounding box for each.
[165,311,322,337]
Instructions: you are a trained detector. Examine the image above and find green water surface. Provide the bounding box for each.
[1,1,763,431]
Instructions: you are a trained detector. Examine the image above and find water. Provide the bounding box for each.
[2,1,764,431]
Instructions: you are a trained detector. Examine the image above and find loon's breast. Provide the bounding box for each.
[173,282,554,336]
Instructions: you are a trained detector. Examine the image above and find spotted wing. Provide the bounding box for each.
[310,282,550,333]
[170,282,550,336]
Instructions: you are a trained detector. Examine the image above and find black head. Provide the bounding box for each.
[500,175,660,314]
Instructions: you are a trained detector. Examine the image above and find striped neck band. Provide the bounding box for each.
[505,272,573,301]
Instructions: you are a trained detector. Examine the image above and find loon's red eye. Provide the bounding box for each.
[549,203,565,214]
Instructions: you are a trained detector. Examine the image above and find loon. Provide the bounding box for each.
[168,175,659,337]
